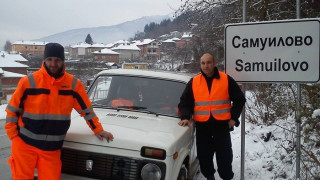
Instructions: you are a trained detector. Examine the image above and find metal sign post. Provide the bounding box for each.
[240,0,247,179]
[296,0,301,179]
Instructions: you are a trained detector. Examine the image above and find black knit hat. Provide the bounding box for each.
[44,43,65,61]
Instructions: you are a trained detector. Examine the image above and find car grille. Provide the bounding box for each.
[61,148,166,180]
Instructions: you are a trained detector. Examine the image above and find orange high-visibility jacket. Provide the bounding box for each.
[192,71,232,122]
[5,63,103,151]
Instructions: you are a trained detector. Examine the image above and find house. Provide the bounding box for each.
[176,32,197,49]
[92,48,120,63]
[11,41,49,55]
[71,43,109,59]
[111,44,141,62]
[112,40,130,47]
[0,55,29,104]
[87,43,108,56]
[0,68,25,104]
[161,39,176,50]
[134,39,161,62]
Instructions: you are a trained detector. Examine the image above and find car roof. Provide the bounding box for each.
[97,69,192,83]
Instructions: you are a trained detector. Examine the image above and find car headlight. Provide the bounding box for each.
[141,163,162,180]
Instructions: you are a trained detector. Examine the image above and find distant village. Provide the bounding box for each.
[0,31,198,104]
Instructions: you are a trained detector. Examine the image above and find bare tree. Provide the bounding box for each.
[4,40,12,52]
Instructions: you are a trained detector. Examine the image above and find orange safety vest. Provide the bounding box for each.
[192,71,232,122]
[5,63,103,150]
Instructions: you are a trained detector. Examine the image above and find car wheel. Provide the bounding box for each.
[177,164,188,180]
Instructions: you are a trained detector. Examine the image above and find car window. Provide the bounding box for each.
[88,75,186,117]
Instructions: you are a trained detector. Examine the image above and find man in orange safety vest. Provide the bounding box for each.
[178,53,245,180]
[5,43,114,180]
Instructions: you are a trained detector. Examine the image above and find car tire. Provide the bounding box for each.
[177,164,188,180]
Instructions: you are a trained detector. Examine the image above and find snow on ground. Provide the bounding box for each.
[0,104,7,119]
[194,117,297,180]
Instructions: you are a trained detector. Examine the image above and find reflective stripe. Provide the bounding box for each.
[84,113,96,120]
[211,108,231,114]
[7,104,22,113]
[28,75,36,88]
[20,127,66,141]
[195,101,210,106]
[6,116,18,123]
[211,100,231,105]
[23,112,70,121]
[77,107,93,114]
[194,111,210,115]
[195,100,230,106]
[72,77,77,90]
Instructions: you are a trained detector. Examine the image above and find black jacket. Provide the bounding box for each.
[178,67,246,128]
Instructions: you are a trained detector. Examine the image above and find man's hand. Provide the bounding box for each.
[178,119,191,127]
[95,131,114,142]
[228,119,236,129]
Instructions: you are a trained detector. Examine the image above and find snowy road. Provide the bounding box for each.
[0,119,12,180]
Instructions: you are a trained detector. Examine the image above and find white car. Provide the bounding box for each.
[61,69,199,180]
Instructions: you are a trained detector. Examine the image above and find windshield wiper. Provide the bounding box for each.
[92,104,160,116]
[117,106,147,110]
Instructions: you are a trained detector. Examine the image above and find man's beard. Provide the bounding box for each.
[44,62,64,79]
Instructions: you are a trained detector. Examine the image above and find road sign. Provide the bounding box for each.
[225,19,320,82]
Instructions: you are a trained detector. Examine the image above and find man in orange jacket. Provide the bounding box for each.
[5,43,114,180]
[178,53,245,180]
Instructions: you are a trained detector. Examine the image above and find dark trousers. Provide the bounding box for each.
[196,121,234,180]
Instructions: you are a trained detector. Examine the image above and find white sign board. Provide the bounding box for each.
[225,19,319,82]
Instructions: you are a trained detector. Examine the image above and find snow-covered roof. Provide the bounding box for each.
[71,42,109,48]
[162,39,175,43]
[106,62,118,66]
[13,41,49,45]
[113,40,130,44]
[171,37,181,41]
[0,51,28,62]
[90,43,107,48]
[0,68,3,74]
[133,39,156,46]
[2,70,25,78]
[93,48,120,55]
[111,44,140,51]
[182,32,193,38]
[159,34,169,38]
[0,56,29,68]
[71,42,91,48]
[97,69,191,83]
[105,43,115,48]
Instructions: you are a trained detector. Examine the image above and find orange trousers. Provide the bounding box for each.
[8,136,61,180]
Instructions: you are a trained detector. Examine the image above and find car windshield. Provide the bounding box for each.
[88,75,186,117]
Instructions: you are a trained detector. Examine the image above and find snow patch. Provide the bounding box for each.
[312,109,320,118]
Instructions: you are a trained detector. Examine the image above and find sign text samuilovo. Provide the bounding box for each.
[225,19,319,83]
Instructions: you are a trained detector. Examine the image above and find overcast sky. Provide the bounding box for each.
[0,0,183,49]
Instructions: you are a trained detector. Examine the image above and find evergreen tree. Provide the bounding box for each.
[85,34,93,44]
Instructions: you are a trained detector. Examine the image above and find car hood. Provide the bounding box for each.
[65,108,192,156]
